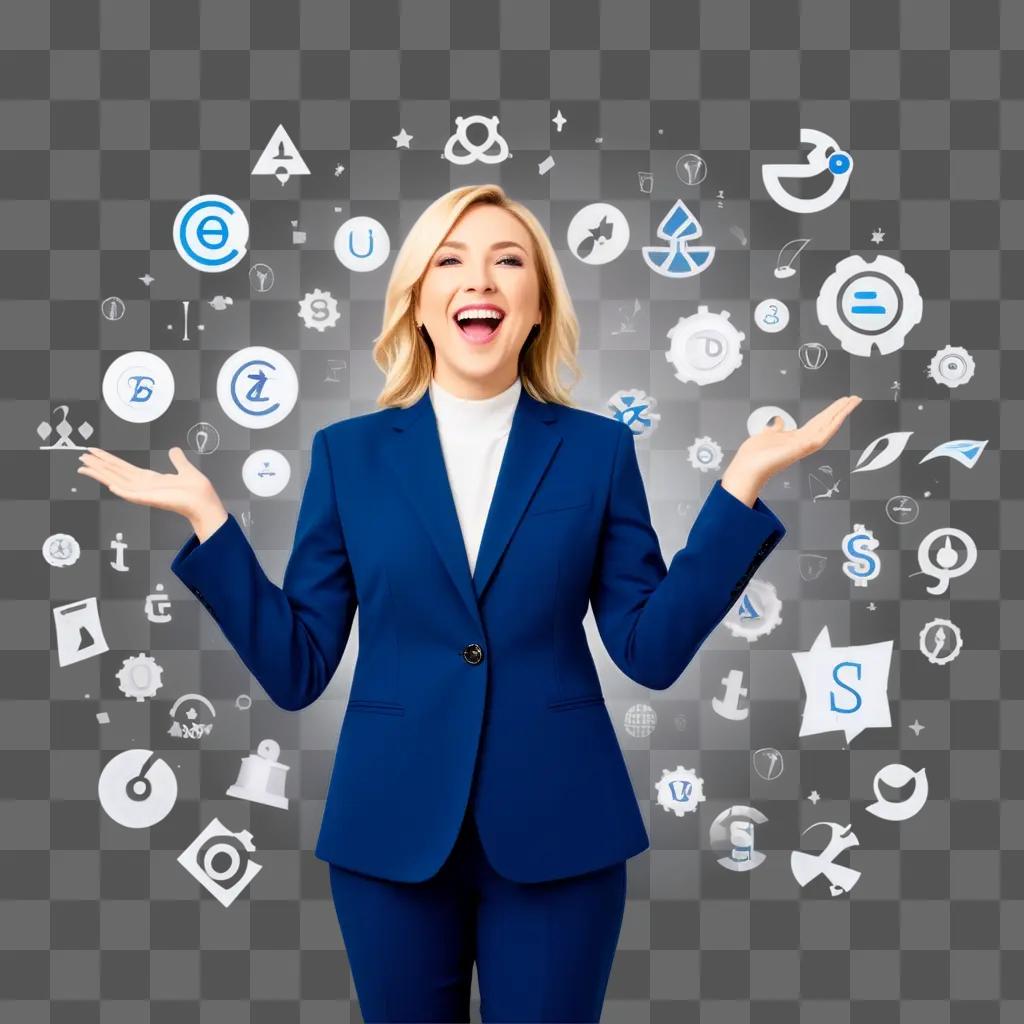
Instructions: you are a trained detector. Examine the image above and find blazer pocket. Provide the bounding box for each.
[547,693,606,711]
[346,698,406,716]
[529,492,592,517]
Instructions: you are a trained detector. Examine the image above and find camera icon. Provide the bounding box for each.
[177,818,263,907]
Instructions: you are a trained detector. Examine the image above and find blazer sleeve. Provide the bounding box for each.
[170,428,358,711]
[589,421,787,690]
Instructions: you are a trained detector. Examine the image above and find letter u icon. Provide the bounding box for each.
[348,229,374,259]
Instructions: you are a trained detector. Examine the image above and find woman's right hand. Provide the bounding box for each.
[77,446,229,542]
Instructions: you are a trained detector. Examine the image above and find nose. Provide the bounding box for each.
[463,256,497,293]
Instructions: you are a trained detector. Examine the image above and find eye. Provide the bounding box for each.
[435,254,524,267]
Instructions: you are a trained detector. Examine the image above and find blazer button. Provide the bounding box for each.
[462,643,484,666]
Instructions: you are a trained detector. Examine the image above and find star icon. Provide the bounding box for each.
[333,163,345,177]
[139,274,154,286]
[393,128,413,149]
[909,719,925,736]
[871,228,885,245]
[808,790,821,804]
[552,109,566,132]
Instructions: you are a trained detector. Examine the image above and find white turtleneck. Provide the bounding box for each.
[428,374,522,576]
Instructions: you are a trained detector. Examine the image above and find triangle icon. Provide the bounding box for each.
[252,124,310,184]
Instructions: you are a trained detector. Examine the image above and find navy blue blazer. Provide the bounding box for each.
[171,384,786,884]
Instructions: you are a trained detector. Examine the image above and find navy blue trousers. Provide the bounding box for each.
[328,805,627,1023]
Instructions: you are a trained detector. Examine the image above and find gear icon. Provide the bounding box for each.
[687,435,723,472]
[665,306,744,386]
[298,288,340,332]
[722,578,783,642]
[608,388,661,437]
[927,345,975,389]
[655,765,706,817]
[116,653,164,702]
[919,617,963,666]
[816,254,922,357]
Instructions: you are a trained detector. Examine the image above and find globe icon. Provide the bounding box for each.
[624,703,657,739]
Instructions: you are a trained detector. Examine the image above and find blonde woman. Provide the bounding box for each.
[79,184,860,1022]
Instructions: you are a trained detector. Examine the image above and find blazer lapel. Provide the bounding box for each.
[383,382,563,622]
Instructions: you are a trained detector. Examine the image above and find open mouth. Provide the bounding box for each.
[453,310,505,344]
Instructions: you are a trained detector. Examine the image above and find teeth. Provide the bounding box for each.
[456,309,504,323]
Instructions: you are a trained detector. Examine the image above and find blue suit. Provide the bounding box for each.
[171,384,786,886]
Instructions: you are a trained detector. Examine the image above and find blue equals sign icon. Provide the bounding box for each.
[851,290,887,315]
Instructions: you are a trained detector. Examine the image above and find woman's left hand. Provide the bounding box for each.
[721,395,862,504]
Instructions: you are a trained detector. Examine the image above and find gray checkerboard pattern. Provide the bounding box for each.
[1,0,1021,1020]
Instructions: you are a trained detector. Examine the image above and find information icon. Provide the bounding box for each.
[173,194,249,273]
[216,346,298,429]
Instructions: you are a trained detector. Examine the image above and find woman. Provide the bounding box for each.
[79,184,860,1022]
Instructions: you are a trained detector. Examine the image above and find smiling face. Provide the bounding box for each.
[414,203,543,399]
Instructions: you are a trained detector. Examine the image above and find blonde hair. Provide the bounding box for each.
[371,184,582,409]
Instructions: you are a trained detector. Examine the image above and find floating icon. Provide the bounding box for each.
[102,352,175,424]
[144,583,172,623]
[325,357,347,383]
[752,747,784,781]
[754,299,789,333]
[334,216,390,272]
[712,669,748,721]
[866,763,928,821]
[567,202,630,265]
[665,306,744,386]
[236,694,253,711]
[42,533,80,567]
[655,765,706,817]
[216,346,298,429]
[710,805,767,871]
[919,439,988,469]
[623,703,657,739]
[762,129,853,214]
[611,298,642,335]
[918,617,963,665]
[642,199,715,278]
[609,388,660,437]
[928,345,975,388]
[723,579,783,642]
[790,822,860,897]
[168,299,202,342]
[798,341,829,370]
[291,221,306,245]
[53,596,109,666]
[638,171,653,193]
[178,818,263,908]
[393,127,413,148]
[687,435,724,473]
[841,524,881,587]
[116,652,164,702]
[853,431,913,474]
[794,626,892,744]
[168,693,216,739]
[747,406,796,436]
[675,153,708,186]
[443,114,510,165]
[173,194,249,273]
[242,449,291,497]
[101,296,126,321]
[186,421,220,455]
[916,527,977,596]
[817,255,922,357]
[227,739,290,810]
[38,405,94,450]
[799,554,827,581]
[298,288,341,331]
[249,263,275,293]
[538,155,555,175]
[871,228,885,245]
[109,531,129,572]
[251,124,310,185]
[808,465,842,500]
[774,238,810,279]
[208,295,233,311]
[885,494,920,525]
[98,749,178,828]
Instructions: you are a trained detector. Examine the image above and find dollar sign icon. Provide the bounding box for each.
[841,523,880,587]
[311,299,329,321]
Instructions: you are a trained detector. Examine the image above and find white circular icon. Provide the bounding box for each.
[173,194,249,273]
[567,203,630,265]
[885,494,920,525]
[675,153,708,185]
[249,263,275,292]
[42,533,81,567]
[334,216,390,272]
[242,450,292,497]
[98,749,178,828]
[754,299,790,333]
[102,351,175,423]
[101,297,126,321]
[747,406,796,436]
[216,347,298,429]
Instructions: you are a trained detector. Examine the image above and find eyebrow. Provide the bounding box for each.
[437,240,528,253]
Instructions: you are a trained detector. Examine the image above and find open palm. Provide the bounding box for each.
[76,446,222,523]
[732,395,862,486]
